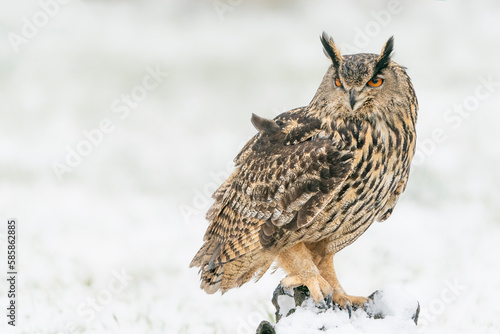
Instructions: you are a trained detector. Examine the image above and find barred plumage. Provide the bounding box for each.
[190,32,417,308]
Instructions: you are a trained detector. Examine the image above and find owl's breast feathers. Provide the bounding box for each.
[191,106,415,273]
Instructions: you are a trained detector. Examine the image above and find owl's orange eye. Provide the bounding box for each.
[367,77,384,87]
[334,78,342,87]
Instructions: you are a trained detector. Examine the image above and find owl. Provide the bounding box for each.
[190,32,417,311]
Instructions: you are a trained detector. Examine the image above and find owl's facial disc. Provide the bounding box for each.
[323,35,395,112]
[335,74,384,111]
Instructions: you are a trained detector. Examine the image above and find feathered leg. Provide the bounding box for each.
[314,250,368,309]
[277,242,333,303]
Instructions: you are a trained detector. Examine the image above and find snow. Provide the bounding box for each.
[366,288,419,322]
[1,0,500,333]
[273,287,419,333]
[276,294,296,320]
[276,304,416,334]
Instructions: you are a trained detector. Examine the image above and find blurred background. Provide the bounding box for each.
[0,0,499,333]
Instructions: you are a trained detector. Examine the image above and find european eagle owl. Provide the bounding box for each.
[190,32,417,310]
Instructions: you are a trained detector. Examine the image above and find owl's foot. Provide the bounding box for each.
[312,250,369,313]
[328,289,368,318]
[278,242,333,305]
[281,274,333,305]
[331,290,369,309]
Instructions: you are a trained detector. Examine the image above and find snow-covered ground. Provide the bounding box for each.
[1,1,500,333]
[273,287,420,333]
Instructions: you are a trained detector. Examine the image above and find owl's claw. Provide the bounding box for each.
[324,293,333,308]
[317,300,328,310]
[317,294,334,311]
[281,275,333,305]
[345,301,352,318]
[330,291,368,316]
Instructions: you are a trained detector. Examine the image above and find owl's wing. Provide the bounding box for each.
[199,113,355,267]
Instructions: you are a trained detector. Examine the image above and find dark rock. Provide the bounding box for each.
[255,320,276,334]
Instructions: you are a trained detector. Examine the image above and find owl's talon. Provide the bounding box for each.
[324,294,333,308]
[317,300,328,310]
[281,275,333,305]
[329,290,368,315]
[345,301,352,318]
[349,296,370,309]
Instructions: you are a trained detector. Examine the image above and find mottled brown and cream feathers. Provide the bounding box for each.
[190,32,417,294]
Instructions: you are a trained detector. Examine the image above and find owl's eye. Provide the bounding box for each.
[334,78,342,87]
[367,77,384,87]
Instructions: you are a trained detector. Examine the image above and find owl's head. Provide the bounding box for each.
[312,32,417,121]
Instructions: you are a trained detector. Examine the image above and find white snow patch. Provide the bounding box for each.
[367,287,419,322]
[274,288,419,334]
[277,293,296,319]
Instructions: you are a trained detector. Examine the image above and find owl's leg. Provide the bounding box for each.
[278,242,333,304]
[316,252,369,309]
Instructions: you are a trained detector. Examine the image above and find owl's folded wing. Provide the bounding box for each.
[201,124,354,267]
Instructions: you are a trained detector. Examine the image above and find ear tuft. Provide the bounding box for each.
[373,36,394,76]
[320,32,342,69]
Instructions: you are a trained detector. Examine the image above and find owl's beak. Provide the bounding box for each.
[349,88,357,109]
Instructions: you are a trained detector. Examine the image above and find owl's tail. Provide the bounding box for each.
[190,240,274,294]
